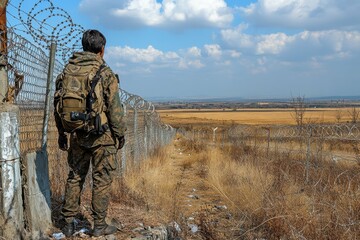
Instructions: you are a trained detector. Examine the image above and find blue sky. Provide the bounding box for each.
[7,0,360,100]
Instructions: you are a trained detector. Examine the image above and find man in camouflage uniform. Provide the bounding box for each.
[54,29,126,237]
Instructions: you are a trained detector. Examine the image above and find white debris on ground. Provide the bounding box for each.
[131,225,168,240]
[187,194,199,199]
[73,228,90,238]
[52,232,65,239]
[215,205,228,210]
[188,224,199,233]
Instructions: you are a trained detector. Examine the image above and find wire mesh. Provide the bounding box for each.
[188,123,360,166]
[118,89,176,172]
[3,0,176,196]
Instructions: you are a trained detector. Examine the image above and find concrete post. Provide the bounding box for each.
[0,103,23,239]
[22,151,52,238]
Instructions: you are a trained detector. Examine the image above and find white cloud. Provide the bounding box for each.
[204,44,222,58]
[161,0,233,27]
[79,0,233,29]
[187,47,202,57]
[111,0,163,26]
[221,25,360,61]
[188,60,205,69]
[241,0,360,30]
[106,45,206,70]
[256,33,294,55]
[107,45,164,63]
[229,50,241,58]
[221,24,255,50]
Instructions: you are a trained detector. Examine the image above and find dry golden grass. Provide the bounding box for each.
[123,145,183,220]
[121,130,360,239]
[205,148,274,212]
[205,148,311,231]
[159,108,353,126]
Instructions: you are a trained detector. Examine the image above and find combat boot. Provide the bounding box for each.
[92,223,117,237]
[62,221,75,237]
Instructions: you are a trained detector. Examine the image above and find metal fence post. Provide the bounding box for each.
[213,127,218,145]
[221,130,225,149]
[161,126,165,146]
[144,113,148,158]
[149,118,154,153]
[266,128,270,157]
[305,127,312,183]
[153,124,157,148]
[41,42,56,150]
[121,104,127,174]
[133,108,139,163]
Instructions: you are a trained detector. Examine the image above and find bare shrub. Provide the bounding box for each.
[348,107,360,123]
[291,95,307,126]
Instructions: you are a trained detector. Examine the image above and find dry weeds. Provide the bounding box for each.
[122,129,360,239]
[124,145,183,221]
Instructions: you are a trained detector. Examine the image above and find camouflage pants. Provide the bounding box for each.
[61,135,117,225]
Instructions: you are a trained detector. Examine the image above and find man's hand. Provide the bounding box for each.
[118,136,125,149]
[58,134,68,151]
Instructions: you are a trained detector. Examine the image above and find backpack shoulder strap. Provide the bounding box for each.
[86,64,107,113]
[90,64,107,92]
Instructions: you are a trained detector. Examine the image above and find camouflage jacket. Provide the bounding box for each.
[54,51,126,148]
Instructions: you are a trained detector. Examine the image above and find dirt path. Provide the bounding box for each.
[51,138,233,239]
[168,139,233,239]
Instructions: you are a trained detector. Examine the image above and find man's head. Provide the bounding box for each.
[82,29,106,56]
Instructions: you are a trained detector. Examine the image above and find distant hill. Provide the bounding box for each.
[148,95,360,103]
[152,95,360,110]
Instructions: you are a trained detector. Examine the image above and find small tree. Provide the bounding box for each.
[348,107,360,124]
[333,100,346,123]
[335,110,343,123]
[291,96,306,127]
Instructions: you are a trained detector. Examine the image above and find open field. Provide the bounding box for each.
[46,105,360,239]
[121,106,360,239]
[159,107,354,126]
[123,130,360,239]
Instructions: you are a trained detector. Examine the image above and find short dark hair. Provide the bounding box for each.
[82,29,106,53]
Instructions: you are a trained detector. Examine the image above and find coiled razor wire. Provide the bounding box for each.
[5,30,175,159]
[7,0,84,62]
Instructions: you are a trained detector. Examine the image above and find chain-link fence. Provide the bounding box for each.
[3,20,175,196]
[183,123,360,184]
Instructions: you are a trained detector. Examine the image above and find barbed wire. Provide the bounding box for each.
[4,20,175,163]
[6,0,84,62]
